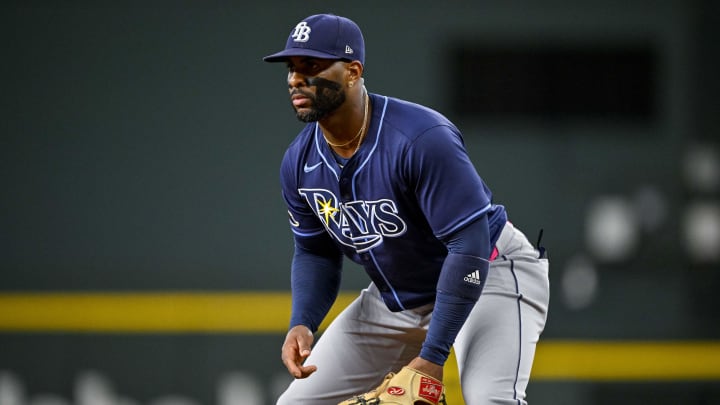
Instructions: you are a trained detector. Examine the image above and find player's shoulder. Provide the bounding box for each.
[286,122,315,148]
[280,122,321,175]
[376,94,460,141]
[282,123,315,158]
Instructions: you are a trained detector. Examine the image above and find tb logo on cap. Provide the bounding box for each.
[291,22,311,42]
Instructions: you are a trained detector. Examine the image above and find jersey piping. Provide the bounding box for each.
[352,96,407,310]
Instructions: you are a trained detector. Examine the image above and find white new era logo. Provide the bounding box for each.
[463,270,482,285]
[345,45,354,55]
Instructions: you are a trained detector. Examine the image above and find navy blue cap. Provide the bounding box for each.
[263,14,365,64]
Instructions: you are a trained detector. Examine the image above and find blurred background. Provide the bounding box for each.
[1,1,719,404]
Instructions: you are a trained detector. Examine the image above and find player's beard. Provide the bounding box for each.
[291,77,346,123]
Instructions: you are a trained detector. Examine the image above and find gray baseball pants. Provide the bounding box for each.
[276,221,550,405]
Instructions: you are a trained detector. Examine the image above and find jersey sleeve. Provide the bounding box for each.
[404,125,493,239]
[280,145,344,333]
[419,216,491,365]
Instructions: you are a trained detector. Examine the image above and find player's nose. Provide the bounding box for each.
[287,70,307,89]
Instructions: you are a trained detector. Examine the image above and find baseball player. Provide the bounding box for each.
[263,13,550,405]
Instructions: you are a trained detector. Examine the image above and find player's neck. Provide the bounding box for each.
[321,88,370,158]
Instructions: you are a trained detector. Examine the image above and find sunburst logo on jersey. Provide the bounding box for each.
[317,197,339,224]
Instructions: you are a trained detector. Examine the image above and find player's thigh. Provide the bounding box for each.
[453,277,546,404]
[276,285,426,405]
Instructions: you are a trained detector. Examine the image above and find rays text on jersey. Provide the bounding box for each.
[298,188,407,252]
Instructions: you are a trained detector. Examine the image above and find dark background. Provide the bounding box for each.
[2,1,719,404]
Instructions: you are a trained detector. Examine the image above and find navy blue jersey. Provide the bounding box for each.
[281,93,507,311]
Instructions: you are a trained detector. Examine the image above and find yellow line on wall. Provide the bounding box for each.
[531,340,720,380]
[0,292,719,382]
[0,292,355,333]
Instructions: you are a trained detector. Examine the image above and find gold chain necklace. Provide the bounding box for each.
[352,93,370,154]
[324,90,369,148]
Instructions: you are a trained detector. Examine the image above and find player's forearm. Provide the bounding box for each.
[420,217,492,365]
[289,246,343,333]
[420,271,485,365]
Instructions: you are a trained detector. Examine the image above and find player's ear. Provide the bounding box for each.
[345,60,364,84]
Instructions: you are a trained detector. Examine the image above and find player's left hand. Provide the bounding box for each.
[407,356,444,382]
[338,365,446,405]
[281,325,317,379]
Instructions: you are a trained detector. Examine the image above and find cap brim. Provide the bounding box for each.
[263,48,345,63]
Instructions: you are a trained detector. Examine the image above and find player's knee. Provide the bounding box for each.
[274,386,297,405]
[274,391,292,405]
[274,387,319,405]
[462,393,528,405]
[461,379,527,405]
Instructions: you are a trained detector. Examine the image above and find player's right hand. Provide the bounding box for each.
[281,325,317,379]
